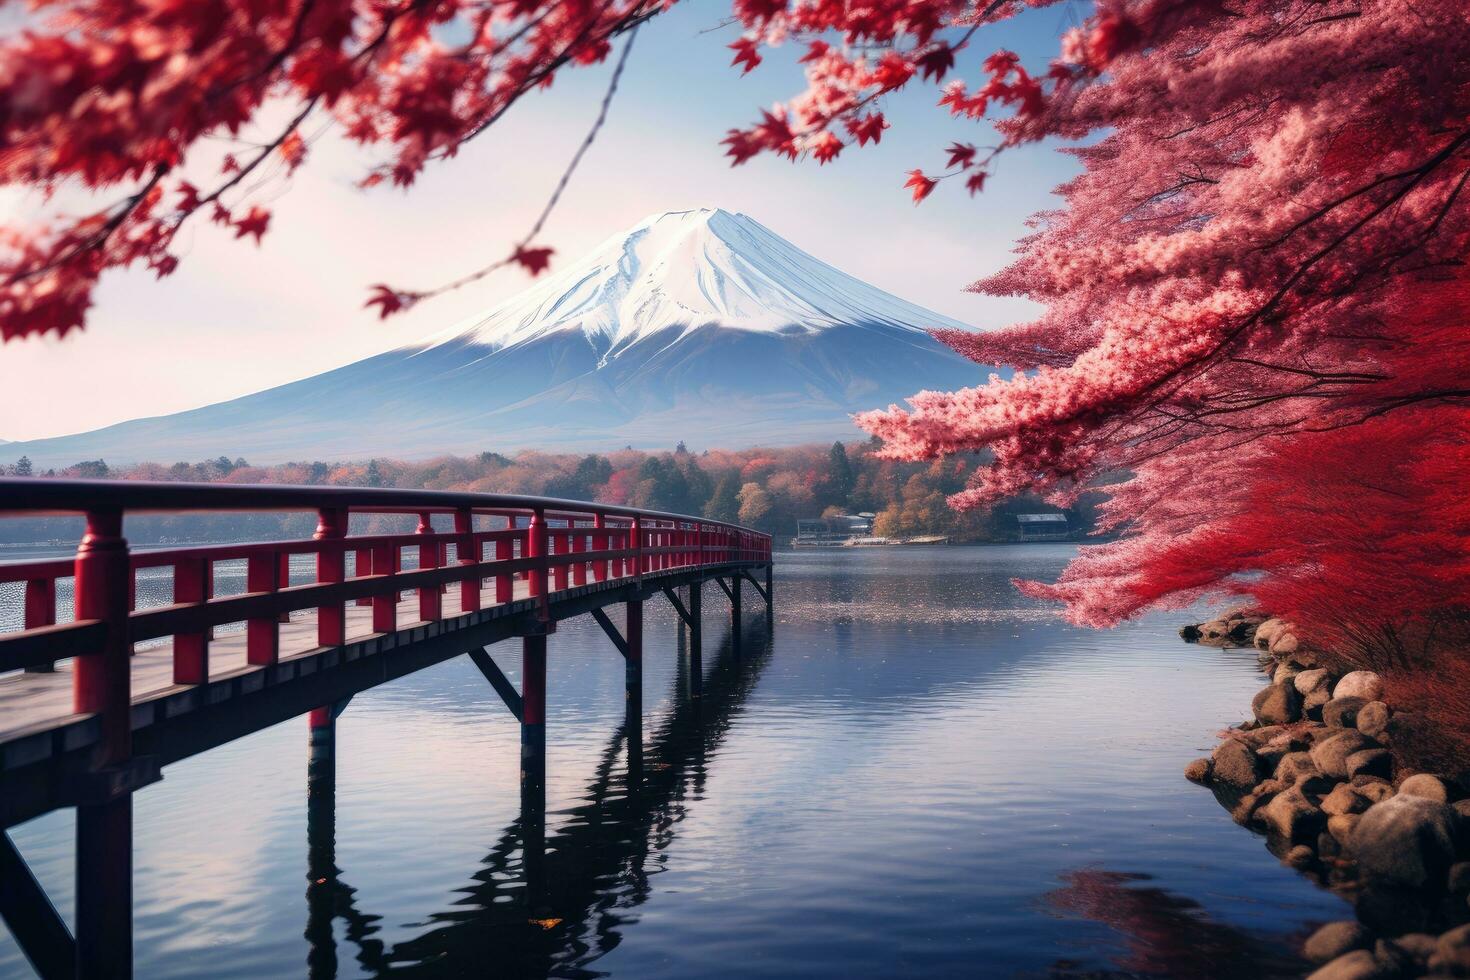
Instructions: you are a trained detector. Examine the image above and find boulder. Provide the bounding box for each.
[1179,623,1202,642]
[1335,670,1385,702]
[1322,783,1371,816]
[1312,731,1375,780]
[1304,949,1388,980]
[1241,724,1285,748]
[1278,752,1322,785]
[1398,773,1450,803]
[1449,861,1470,894]
[1374,939,1415,978]
[1296,668,1332,696]
[1430,923,1470,977]
[1305,687,1333,715]
[1232,791,1268,827]
[1255,617,1286,650]
[1357,702,1391,741]
[1259,731,1309,767]
[1347,749,1393,780]
[1352,795,1457,889]
[1329,813,1362,847]
[1275,663,1301,687]
[1270,629,1300,656]
[1319,830,1343,858]
[1355,779,1396,804]
[1253,682,1303,725]
[1184,757,1212,784]
[1260,785,1325,842]
[1324,696,1369,729]
[1212,739,1264,791]
[1355,884,1436,936]
[1305,921,1372,964]
[1391,933,1437,967]
[1285,844,1316,869]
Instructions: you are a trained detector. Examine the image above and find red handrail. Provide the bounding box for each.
[0,480,771,708]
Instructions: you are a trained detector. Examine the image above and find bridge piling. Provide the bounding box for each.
[521,634,547,810]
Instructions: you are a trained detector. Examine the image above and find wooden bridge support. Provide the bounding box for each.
[664,585,702,699]
[520,634,547,813]
[305,715,339,980]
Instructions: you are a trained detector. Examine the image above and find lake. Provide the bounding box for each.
[0,545,1347,978]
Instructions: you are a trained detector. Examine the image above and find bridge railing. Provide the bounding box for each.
[0,480,771,714]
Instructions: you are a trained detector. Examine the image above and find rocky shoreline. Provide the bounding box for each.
[1183,610,1470,979]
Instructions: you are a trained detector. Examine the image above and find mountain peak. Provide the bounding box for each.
[430,209,970,353]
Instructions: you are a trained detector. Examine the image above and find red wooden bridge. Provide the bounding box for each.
[0,479,772,980]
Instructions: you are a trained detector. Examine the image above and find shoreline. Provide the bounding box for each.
[1183,611,1470,978]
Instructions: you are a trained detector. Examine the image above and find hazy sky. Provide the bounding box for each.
[0,2,1084,443]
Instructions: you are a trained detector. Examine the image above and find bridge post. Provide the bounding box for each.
[625,599,643,780]
[305,720,339,980]
[315,507,348,647]
[454,508,480,615]
[689,582,703,698]
[527,509,548,604]
[73,508,135,980]
[416,512,441,622]
[521,634,547,809]
[22,577,56,672]
[731,575,743,656]
[592,514,608,583]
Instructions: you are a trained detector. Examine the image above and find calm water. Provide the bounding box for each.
[0,546,1347,978]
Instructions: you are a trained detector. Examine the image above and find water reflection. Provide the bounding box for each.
[304,625,768,979]
[1044,870,1308,979]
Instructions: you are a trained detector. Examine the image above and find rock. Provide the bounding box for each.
[1374,939,1415,978]
[1285,844,1316,869]
[1232,791,1267,827]
[1353,795,1457,889]
[1322,783,1371,816]
[1259,731,1309,767]
[1335,670,1385,702]
[1255,617,1286,650]
[1184,757,1212,784]
[1347,749,1393,780]
[1241,724,1285,748]
[1270,629,1300,657]
[1319,830,1343,858]
[1329,813,1362,847]
[1179,623,1202,642]
[1391,933,1437,966]
[1279,752,1323,785]
[1399,773,1450,802]
[1305,949,1388,980]
[1296,668,1332,696]
[1324,696,1369,729]
[1312,730,1375,780]
[1449,861,1470,893]
[1358,702,1391,741]
[1355,779,1396,804]
[1275,663,1301,687]
[1212,739,1264,791]
[1430,923,1470,976]
[1261,785,1325,842]
[1306,687,1333,715]
[1253,683,1303,725]
[1305,922,1372,964]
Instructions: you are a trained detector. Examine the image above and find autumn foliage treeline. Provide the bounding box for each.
[0,443,1091,545]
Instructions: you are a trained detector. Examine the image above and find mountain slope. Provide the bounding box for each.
[4,209,988,467]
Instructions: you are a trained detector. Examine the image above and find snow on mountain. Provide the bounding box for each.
[2,209,989,468]
[434,208,972,354]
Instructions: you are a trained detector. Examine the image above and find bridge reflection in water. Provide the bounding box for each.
[301,620,769,978]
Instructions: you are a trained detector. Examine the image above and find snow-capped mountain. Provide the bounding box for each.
[4,209,988,467]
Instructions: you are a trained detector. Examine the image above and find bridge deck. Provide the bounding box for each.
[0,577,538,745]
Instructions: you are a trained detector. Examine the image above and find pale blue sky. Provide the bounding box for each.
[0,1,1086,443]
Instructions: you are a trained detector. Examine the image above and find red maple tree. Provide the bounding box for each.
[3,0,1466,653]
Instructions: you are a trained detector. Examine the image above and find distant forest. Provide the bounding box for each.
[0,443,1099,546]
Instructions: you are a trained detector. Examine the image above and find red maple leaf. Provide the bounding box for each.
[364,285,418,319]
[811,132,843,165]
[511,244,554,275]
[904,169,937,204]
[232,206,271,244]
[845,113,888,147]
[945,142,977,169]
[729,37,762,75]
[965,170,988,195]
